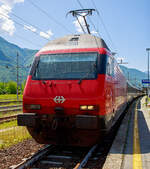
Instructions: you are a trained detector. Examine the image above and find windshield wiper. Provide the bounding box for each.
[78,63,97,84]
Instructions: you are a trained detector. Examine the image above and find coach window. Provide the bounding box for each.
[111,58,114,76]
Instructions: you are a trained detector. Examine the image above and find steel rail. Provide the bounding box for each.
[0,100,22,105]
[0,115,19,123]
[74,144,98,169]
[10,145,52,169]
[0,107,22,113]
[0,105,22,110]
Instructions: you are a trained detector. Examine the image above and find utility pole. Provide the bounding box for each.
[16,52,19,101]
[117,58,128,65]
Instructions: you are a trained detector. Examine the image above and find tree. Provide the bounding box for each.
[0,82,7,94]
[6,81,17,94]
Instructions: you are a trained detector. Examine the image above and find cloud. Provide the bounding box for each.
[24,25,37,33]
[40,29,53,39]
[91,30,98,35]
[1,16,15,35]
[0,0,24,36]
[0,0,24,6]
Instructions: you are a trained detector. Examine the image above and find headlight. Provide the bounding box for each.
[87,105,94,110]
[80,105,98,111]
[80,105,88,110]
[24,104,41,110]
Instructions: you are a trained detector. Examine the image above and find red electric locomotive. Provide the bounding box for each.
[18,34,127,146]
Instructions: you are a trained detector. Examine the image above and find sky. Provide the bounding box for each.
[0,0,149,72]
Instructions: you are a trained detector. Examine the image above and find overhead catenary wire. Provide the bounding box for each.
[90,0,117,50]
[0,13,49,41]
[76,0,118,52]
[8,10,45,34]
[76,0,84,9]
[27,0,73,34]
[0,29,41,48]
[0,23,40,68]
[0,5,57,41]
[0,5,44,33]
[0,18,41,49]
[75,0,102,51]
[13,33,41,48]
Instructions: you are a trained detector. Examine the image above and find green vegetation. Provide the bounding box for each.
[0,120,31,149]
[0,94,22,100]
[0,81,25,95]
[0,120,17,130]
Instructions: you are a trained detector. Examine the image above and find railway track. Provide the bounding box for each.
[0,114,20,123]
[9,129,117,169]
[0,105,22,113]
[0,100,22,105]
[9,99,135,169]
[9,108,130,169]
[10,144,99,169]
[0,104,22,123]
[9,103,130,169]
[0,104,22,110]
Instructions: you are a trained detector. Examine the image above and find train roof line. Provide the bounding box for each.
[39,34,110,53]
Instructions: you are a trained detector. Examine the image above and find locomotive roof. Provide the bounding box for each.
[39,34,110,52]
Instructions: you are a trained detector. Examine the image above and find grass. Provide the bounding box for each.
[0,94,22,100]
[0,110,22,118]
[0,95,32,149]
[0,120,17,130]
[0,120,31,149]
[0,102,22,107]
[143,96,150,106]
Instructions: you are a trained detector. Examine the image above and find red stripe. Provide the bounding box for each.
[35,48,111,56]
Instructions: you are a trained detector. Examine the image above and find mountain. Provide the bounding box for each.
[120,65,147,88]
[0,36,38,82]
[0,50,10,62]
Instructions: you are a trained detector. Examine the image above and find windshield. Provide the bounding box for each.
[33,52,98,80]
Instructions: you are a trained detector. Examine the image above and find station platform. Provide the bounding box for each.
[103,96,150,169]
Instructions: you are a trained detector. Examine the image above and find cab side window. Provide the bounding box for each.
[106,56,114,76]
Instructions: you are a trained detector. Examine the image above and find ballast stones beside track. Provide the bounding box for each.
[103,97,150,169]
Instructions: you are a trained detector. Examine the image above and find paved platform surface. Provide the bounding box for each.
[103,97,150,169]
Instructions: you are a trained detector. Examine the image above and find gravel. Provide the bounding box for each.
[0,139,44,169]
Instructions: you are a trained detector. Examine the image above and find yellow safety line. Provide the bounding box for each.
[74,163,80,169]
[133,102,142,169]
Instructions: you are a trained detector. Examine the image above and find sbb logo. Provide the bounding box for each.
[53,96,66,103]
